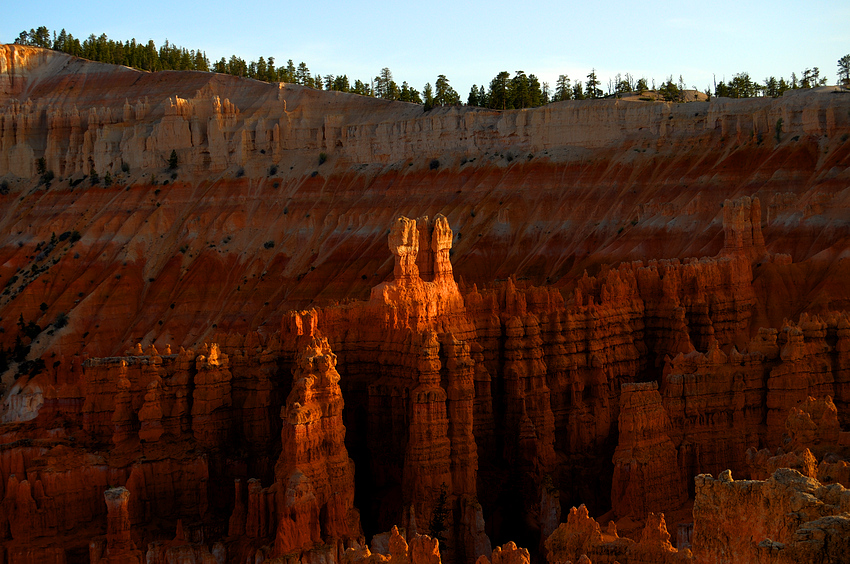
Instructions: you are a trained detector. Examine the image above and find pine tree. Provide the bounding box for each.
[488,71,510,109]
[423,83,434,111]
[509,71,531,108]
[352,79,371,96]
[54,28,68,51]
[555,75,571,101]
[434,75,459,106]
[839,55,850,86]
[729,72,757,98]
[266,57,276,81]
[764,76,779,98]
[375,67,398,99]
[800,68,827,88]
[28,26,50,48]
[528,74,543,107]
[402,82,421,104]
[659,76,680,101]
[280,59,295,83]
[586,69,602,99]
[334,75,351,92]
[467,84,479,106]
[572,81,585,100]
[296,62,310,85]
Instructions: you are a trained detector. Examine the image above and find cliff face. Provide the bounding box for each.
[1,45,849,364]
[612,382,687,521]
[693,469,850,564]
[2,45,850,564]
[273,334,360,556]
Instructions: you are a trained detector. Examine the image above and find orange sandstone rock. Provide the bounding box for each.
[96,487,143,563]
[137,379,164,443]
[612,382,686,520]
[544,505,690,564]
[274,335,361,556]
[693,469,850,564]
[191,344,232,448]
[4,45,850,564]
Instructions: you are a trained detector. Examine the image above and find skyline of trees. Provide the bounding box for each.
[840,55,850,85]
[11,26,850,110]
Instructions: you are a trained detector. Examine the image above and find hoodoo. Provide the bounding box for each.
[1,44,850,563]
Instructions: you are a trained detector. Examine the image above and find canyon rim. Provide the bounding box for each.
[1,44,850,564]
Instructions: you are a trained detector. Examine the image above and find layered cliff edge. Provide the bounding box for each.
[1,45,849,360]
[2,45,850,564]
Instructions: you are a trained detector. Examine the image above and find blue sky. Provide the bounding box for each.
[3,0,848,97]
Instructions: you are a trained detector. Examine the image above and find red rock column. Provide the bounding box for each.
[389,217,420,282]
[111,370,135,445]
[442,334,477,496]
[834,313,850,422]
[227,478,246,537]
[403,331,452,536]
[470,340,495,456]
[168,347,195,435]
[104,487,133,551]
[443,334,492,562]
[246,478,270,538]
[230,335,277,450]
[191,344,232,448]
[430,214,454,284]
[83,360,120,442]
[416,216,435,280]
[274,336,360,556]
[102,486,142,563]
[722,195,765,258]
[611,382,686,520]
[521,315,556,473]
[502,316,556,472]
[137,379,164,442]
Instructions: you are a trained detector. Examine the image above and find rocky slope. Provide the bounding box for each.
[2,45,850,361]
[1,44,850,563]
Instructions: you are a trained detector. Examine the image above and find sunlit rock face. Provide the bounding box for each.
[693,469,850,564]
[2,44,850,564]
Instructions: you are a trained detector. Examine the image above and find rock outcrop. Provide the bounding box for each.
[543,504,691,564]
[273,334,361,557]
[612,382,686,520]
[0,45,848,364]
[693,469,850,564]
[93,487,143,564]
[191,344,232,448]
[2,45,850,564]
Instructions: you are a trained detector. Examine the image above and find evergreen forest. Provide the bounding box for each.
[12,26,850,110]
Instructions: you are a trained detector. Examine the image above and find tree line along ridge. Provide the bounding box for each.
[11,26,850,110]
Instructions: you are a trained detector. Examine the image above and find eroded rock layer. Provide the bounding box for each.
[693,469,850,564]
[2,45,850,563]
